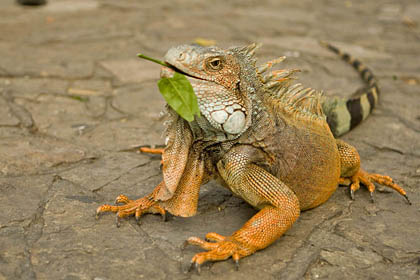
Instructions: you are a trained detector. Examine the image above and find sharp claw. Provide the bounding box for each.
[188,262,194,272]
[370,192,375,203]
[234,259,239,271]
[188,261,201,275]
[350,189,355,200]
[161,213,167,222]
[135,212,142,225]
[195,262,201,275]
[188,262,199,274]
[115,214,121,228]
[403,194,412,205]
[95,207,102,219]
[181,240,189,251]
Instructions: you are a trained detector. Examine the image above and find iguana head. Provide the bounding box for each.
[161,44,261,136]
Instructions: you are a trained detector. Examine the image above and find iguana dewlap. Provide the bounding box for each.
[96,42,410,273]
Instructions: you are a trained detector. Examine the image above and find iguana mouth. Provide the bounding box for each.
[161,63,206,81]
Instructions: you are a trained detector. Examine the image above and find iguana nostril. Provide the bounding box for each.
[179,52,186,60]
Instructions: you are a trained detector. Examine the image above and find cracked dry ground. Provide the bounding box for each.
[0,0,419,279]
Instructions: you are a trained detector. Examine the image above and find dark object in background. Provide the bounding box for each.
[17,0,46,5]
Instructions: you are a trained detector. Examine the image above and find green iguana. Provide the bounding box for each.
[96,42,410,273]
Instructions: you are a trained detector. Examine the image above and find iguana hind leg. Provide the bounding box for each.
[337,139,410,204]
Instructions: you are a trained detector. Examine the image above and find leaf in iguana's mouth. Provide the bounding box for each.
[158,72,200,122]
[137,53,200,122]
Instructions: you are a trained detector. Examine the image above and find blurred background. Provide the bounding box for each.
[0,1,419,279]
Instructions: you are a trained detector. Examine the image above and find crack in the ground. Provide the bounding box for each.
[92,160,153,193]
[378,110,420,134]
[302,248,323,279]
[361,140,405,155]
[1,90,36,132]
[1,157,98,179]
[331,207,420,266]
[108,96,133,118]
[0,218,30,230]
[361,139,420,159]
[127,221,186,277]
[277,200,354,279]
[20,175,60,280]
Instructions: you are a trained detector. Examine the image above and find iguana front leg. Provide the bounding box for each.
[336,139,410,204]
[96,148,206,226]
[185,147,300,271]
[96,115,206,225]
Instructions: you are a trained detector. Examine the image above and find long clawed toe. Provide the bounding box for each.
[342,169,410,204]
[188,261,201,275]
[403,194,411,205]
[232,253,240,271]
[369,173,411,205]
[183,233,246,274]
[115,194,132,204]
[96,195,166,227]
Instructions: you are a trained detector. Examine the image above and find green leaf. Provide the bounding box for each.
[137,52,201,122]
[67,95,89,102]
[158,72,200,122]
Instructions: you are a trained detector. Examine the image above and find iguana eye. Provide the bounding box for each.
[207,58,223,70]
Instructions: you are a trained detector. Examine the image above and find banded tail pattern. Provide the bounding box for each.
[320,42,380,137]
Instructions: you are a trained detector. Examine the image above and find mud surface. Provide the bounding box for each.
[0,0,419,279]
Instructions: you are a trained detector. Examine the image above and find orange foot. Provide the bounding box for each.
[183,232,253,274]
[139,145,164,166]
[96,194,166,227]
[139,146,164,155]
[339,169,411,204]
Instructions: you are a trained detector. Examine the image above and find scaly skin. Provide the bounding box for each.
[96,43,410,273]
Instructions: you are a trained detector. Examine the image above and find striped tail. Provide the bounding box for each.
[320,41,380,137]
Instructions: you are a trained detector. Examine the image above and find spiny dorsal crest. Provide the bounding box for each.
[271,82,324,119]
[257,57,286,75]
[232,43,262,66]
[239,43,262,58]
[233,43,324,119]
[257,54,324,119]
